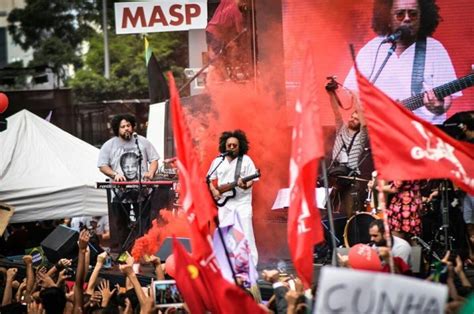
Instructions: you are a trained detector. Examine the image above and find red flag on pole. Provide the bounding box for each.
[288,47,325,288]
[169,78,264,313]
[168,73,217,260]
[172,238,217,314]
[355,69,474,194]
[172,238,267,314]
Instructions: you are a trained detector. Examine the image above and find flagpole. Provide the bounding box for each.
[213,217,239,286]
[321,159,338,266]
[205,162,240,285]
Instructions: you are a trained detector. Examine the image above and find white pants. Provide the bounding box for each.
[218,205,258,266]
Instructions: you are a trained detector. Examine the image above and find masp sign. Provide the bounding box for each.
[115,1,207,34]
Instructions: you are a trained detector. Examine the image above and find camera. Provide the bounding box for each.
[64,267,75,278]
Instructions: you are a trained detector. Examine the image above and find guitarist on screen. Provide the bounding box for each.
[342,0,465,125]
[207,129,260,265]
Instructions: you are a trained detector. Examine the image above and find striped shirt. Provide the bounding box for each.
[332,125,368,173]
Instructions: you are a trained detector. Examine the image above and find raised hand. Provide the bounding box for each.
[78,229,90,250]
[37,270,56,288]
[57,269,71,285]
[97,252,108,265]
[98,279,116,307]
[22,255,33,265]
[6,268,17,281]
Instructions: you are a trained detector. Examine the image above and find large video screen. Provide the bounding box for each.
[282,0,473,125]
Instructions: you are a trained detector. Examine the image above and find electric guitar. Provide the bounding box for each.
[401,73,474,112]
[216,169,261,207]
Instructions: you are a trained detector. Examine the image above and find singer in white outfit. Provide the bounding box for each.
[208,130,259,265]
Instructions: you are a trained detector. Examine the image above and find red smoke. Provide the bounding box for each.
[181,81,292,262]
[131,210,191,261]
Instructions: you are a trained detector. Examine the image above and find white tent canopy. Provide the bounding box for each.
[0,110,108,222]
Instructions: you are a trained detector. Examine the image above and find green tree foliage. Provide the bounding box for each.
[8,0,189,101]
[7,0,99,58]
[69,32,188,102]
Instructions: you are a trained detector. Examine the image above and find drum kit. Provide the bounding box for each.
[317,170,468,269]
[327,173,380,249]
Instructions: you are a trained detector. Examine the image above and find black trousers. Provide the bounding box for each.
[109,201,152,253]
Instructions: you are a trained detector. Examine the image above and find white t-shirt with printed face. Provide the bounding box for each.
[97,135,159,180]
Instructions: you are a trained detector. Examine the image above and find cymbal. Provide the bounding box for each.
[336,175,369,182]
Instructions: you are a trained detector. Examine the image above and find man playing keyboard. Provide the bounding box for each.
[97,114,159,253]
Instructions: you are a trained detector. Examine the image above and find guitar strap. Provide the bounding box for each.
[342,129,360,156]
[411,37,427,95]
[234,156,243,182]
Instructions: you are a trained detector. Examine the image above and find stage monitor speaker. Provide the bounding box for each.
[155,237,191,261]
[41,225,79,263]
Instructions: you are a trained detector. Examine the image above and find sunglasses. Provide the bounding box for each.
[226,143,239,148]
[393,9,419,21]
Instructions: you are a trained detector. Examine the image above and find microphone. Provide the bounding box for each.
[381,27,409,44]
[218,152,231,158]
[132,132,138,139]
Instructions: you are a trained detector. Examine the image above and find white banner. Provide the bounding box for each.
[147,101,166,162]
[115,1,207,35]
[314,267,447,314]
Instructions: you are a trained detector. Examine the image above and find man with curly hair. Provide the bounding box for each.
[207,129,259,265]
[344,0,461,124]
[97,114,159,252]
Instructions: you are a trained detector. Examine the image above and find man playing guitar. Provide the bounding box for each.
[207,130,259,265]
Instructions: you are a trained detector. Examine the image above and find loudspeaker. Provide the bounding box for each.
[155,237,191,261]
[41,225,79,263]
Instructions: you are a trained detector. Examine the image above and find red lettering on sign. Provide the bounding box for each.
[185,4,201,25]
[169,4,184,26]
[148,5,169,27]
[122,7,146,28]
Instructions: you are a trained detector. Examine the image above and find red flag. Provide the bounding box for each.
[168,73,218,261]
[172,238,217,314]
[288,47,325,288]
[172,238,267,314]
[355,69,474,194]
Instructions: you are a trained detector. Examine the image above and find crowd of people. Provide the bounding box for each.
[0,222,473,313]
[1,0,473,312]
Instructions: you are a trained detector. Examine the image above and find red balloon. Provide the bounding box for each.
[348,244,383,272]
[0,93,8,114]
[165,254,176,278]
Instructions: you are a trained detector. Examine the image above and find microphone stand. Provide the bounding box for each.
[436,180,453,253]
[135,135,144,237]
[412,236,441,262]
[321,159,338,266]
[206,155,227,207]
[370,42,396,84]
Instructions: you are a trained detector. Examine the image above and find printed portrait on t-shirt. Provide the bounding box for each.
[120,152,139,181]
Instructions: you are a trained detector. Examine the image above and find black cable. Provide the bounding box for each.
[367,41,384,82]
